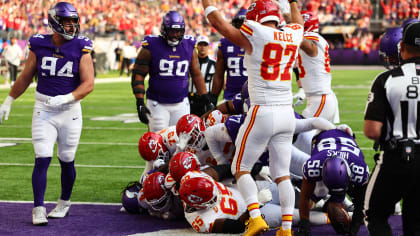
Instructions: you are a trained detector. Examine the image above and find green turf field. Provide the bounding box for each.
[0,68,384,203]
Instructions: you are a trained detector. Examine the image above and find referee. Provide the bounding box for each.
[189,35,216,116]
[364,22,420,236]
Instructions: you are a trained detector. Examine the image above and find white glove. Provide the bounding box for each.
[153,158,165,169]
[336,124,354,137]
[257,188,272,206]
[275,0,291,14]
[258,166,272,183]
[176,133,191,152]
[0,96,15,124]
[311,117,336,131]
[45,93,75,106]
[293,88,306,107]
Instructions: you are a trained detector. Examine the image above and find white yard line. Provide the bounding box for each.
[0,137,137,145]
[0,162,145,168]
[0,199,121,205]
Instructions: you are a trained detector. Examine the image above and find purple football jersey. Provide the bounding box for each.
[143,35,196,103]
[225,114,245,143]
[219,38,248,100]
[303,129,369,186]
[232,93,243,113]
[29,34,93,96]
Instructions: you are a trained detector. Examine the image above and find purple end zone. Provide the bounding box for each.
[0,202,403,235]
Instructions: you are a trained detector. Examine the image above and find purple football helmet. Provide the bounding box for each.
[379,27,403,69]
[160,11,185,47]
[322,156,351,195]
[121,182,141,214]
[48,2,80,40]
[402,18,420,28]
[232,8,247,29]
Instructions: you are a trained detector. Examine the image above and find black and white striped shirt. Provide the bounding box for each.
[365,58,420,144]
[189,56,216,94]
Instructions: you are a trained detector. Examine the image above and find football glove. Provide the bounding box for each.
[208,92,218,106]
[45,93,75,106]
[136,98,151,124]
[275,0,291,14]
[257,188,272,206]
[0,95,14,124]
[200,93,216,114]
[295,219,312,236]
[336,124,354,137]
[293,88,306,107]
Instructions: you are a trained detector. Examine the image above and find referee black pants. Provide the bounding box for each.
[364,148,420,236]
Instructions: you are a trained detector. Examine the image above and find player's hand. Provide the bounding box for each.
[136,98,150,124]
[208,92,218,106]
[336,124,354,137]
[258,166,272,183]
[275,0,291,14]
[201,93,216,114]
[295,219,312,236]
[293,88,306,107]
[312,117,336,131]
[45,93,75,106]
[257,188,272,205]
[153,158,165,169]
[0,96,15,124]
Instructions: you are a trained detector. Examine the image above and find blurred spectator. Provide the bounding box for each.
[120,40,136,77]
[2,37,22,86]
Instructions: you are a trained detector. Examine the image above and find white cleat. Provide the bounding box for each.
[48,199,71,218]
[32,206,48,226]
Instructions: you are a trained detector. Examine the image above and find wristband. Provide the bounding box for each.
[204,6,217,18]
[4,95,15,106]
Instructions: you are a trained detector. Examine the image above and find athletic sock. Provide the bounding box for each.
[237,174,261,218]
[278,179,295,230]
[32,157,51,207]
[59,160,76,201]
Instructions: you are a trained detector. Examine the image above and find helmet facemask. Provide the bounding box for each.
[48,2,80,40]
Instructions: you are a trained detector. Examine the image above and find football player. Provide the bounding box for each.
[178,170,330,233]
[210,8,249,104]
[0,2,94,225]
[131,11,213,132]
[202,1,304,235]
[138,126,179,180]
[294,11,340,124]
[295,128,369,236]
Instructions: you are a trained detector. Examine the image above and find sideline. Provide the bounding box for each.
[0,162,145,169]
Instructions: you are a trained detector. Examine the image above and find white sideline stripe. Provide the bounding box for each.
[0,138,137,146]
[1,125,144,130]
[0,200,121,206]
[0,163,145,169]
[129,228,241,236]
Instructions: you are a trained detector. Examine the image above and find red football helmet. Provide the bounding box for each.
[179,176,219,210]
[169,152,201,182]
[301,11,319,32]
[246,0,281,26]
[142,172,171,211]
[206,110,226,127]
[176,114,206,151]
[138,132,169,161]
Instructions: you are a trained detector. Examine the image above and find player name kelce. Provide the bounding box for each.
[273,31,293,42]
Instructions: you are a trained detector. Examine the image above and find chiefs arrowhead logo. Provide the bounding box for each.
[148,139,158,153]
[182,156,193,169]
[186,114,196,124]
[188,194,203,204]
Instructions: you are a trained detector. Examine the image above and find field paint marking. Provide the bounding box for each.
[0,200,121,206]
[0,125,146,130]
[129,228,241,236]
[0,163,145,169]
[0,137,137,146]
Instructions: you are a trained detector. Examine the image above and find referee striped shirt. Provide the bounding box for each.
[365,58,420,144]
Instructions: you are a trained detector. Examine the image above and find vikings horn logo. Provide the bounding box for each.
[188,194,203,204]
[148,139,159,154]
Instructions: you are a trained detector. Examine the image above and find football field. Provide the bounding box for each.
[0,67,383,204]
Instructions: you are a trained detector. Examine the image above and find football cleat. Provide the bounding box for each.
[48,199,71,218]
[32,206,48,226]
[276,226,292,236]
[244,215,269,236]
